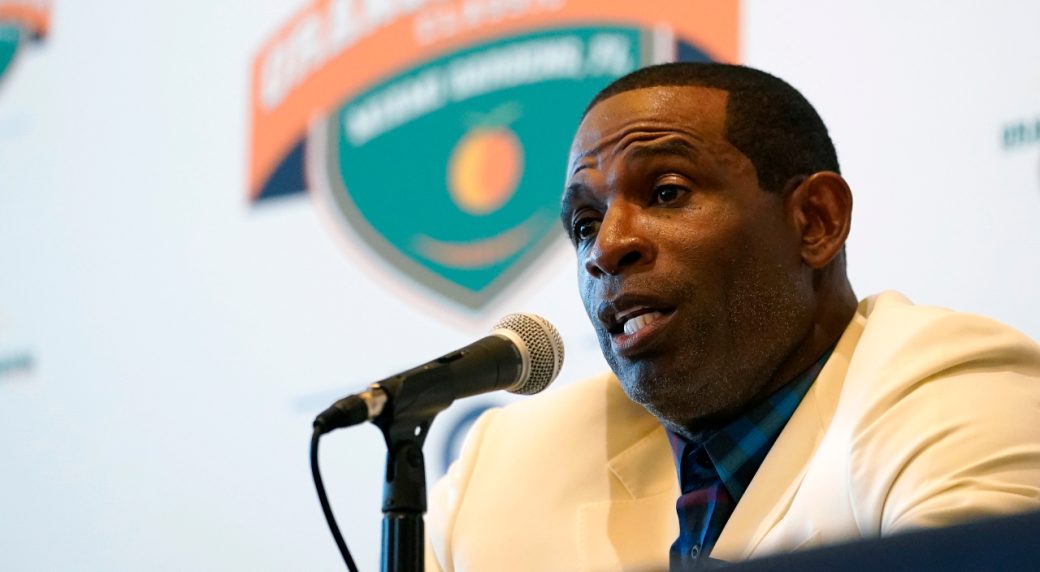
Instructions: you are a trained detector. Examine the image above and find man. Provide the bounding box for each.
[425,63,1040,571]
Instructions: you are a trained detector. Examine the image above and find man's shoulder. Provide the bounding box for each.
[741,292,1040,555]
[428,373,676,570]
[852,290,1040,379]
[429,371,668,508]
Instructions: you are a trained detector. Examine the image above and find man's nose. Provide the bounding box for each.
[584,203,655,278]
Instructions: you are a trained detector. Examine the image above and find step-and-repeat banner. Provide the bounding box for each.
[1,1,1038,570]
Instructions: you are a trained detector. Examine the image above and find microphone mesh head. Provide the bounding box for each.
[492,313,565,395]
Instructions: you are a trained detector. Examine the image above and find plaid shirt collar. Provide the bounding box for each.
[667,347,834,502]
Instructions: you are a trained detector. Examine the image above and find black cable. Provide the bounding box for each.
[311,427,360,572]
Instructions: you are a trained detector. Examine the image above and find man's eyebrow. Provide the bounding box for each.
[626,138,699,162]
[569,152,595,177]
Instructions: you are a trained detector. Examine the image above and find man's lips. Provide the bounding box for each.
[597,293,677,336]
[610,307,676,357]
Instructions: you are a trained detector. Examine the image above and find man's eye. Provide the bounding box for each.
[653,186,686,205]
[572,217,600,242]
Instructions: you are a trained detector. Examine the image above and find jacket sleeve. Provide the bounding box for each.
[425,408,501,572]
[848,312,1040,533]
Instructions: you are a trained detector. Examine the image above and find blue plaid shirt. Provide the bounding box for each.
[667,348,833,570]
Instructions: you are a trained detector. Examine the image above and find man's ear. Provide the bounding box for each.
[785,171,852,269]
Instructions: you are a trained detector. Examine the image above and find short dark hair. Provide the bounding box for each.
[585,63,840,194]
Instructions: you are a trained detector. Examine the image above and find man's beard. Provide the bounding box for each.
[604,279,812,438]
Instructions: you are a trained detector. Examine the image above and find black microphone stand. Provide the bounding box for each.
[313,316,556,571]
[371,368,453,572]
[374,413,432,572]
[356,339,525,571]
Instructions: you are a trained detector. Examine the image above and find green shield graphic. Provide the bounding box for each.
[0,24,22,84]
[319,27,648,309]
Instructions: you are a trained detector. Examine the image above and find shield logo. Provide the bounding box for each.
[249,2,737,311]
[313,27,664,308]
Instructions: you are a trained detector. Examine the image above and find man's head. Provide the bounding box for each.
[561,63,856,437]
[584,63,841,194]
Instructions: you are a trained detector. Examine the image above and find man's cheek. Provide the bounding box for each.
[577,272,591,307]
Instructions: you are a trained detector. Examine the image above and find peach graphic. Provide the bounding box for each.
[447,105,524,215]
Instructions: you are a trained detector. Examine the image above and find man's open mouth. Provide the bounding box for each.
[600,296,677,337]
[616,307,671,336]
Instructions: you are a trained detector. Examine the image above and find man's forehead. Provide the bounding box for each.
[569,85,729,165]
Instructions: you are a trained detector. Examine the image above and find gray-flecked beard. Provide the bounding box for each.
[606,277,813,439]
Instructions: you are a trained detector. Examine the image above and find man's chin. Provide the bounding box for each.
[617,373,746,437]
[633,395,709,439]
[617,376,695,423]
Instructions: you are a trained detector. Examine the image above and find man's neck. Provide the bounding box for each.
[760,276,858,399]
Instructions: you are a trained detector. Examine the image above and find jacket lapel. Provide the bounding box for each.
[576,377,680,571]
[712,308,868,561]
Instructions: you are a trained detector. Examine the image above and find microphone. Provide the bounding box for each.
[313,313,565,435]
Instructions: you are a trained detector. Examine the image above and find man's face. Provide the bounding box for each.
[561,86,815,433]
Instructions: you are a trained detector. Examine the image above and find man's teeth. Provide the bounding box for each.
[622,312,664,335]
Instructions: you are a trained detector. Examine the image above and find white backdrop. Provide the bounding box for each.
[1,1,1038,570]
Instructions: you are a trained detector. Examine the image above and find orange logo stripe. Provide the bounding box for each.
[247,0,738,198]
[0,1,51,36]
